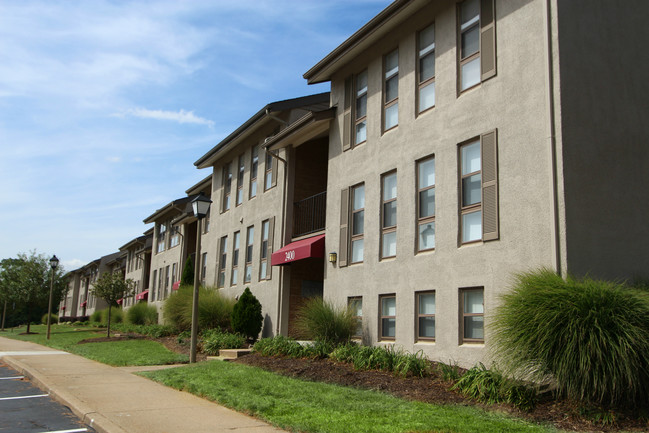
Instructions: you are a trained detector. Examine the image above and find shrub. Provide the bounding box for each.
[294,297,358,345]
[100,307,123,325]
[181,256,194,286]
[231,287,263,342]
[41,313,58,325]
[89,309,102,324]
[201,329,245,355]
[126,302,159,325]
[111,323,177,338]
[437,361,462,382]
[253,336,305,358]
[163,285,235,332]
[330,344,430,377]
[491,269,649,408]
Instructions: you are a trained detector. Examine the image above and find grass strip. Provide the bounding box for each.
[142,361,558,433]
[3,324,187,366]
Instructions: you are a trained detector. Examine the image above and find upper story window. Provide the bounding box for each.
[244,225,254,283]
[259,218,273,281]
[217,235,227,288]
[203,209,210,234]
[169,226,180,248]
[156,222,167,253]
[383,49,399,131]
[264,152,277,191]
[222,162,232,212]
[417,23,435,113]
[236,154,245,206]
[380,171,397,259]
[350,184,365,264]
[460,139,482,243]
[355,70,368,145]
[250,145,259,199]
[458,0,496,93]
[417,156,436,251]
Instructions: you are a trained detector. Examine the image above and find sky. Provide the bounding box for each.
[0,0,392,271]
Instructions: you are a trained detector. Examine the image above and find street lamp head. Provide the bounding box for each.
[191,193,212,219]
[50,255,59,270]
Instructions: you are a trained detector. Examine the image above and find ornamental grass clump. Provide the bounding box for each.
[163,285,235,332]
[491,268,649,408]
[294,297,358,345]
[201,329,245,355]
[126,302,158,325]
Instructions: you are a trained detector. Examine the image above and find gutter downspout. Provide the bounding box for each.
[265,146,288,335]
[544,0,562,276]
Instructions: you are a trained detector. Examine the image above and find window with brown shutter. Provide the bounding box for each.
[343,76,353,151]
[457,0,496,94]
[339,188,349,267]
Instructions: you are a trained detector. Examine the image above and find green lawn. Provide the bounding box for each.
[142,360,560,433]
[2,324,188,366]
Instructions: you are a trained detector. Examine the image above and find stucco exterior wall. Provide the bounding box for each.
[322,0,555,367]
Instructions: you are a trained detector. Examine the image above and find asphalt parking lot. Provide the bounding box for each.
[0,363,94,433]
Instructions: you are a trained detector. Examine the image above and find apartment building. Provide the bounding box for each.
[294,0,649,366]
[59,269,81,321]
[194,93,331,337]
[118,230,153,309]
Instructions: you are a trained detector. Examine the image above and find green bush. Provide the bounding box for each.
[452,363,537,411]
[126,302,158,325]
[330,344,430,377]
[163,285,235,332]
[201,329,245,355]
[491,269,649,408]
[294,297,358,345]
[231,287,263,342]
[89,309,102,324]
[181,256,194,286]
[437,361,462,382]
[253,336,306,357]
[111,323,177,338]
[41,313,58,325]
[101,307,123,325]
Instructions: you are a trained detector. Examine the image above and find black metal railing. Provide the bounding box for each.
[293,191,326,238]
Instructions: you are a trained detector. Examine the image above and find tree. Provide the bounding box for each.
[0,252,66,333]
[91,271,136,338]
[231,287,263,342]
[181,255,194,286]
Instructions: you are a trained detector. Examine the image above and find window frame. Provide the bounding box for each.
[416,291,436,342]
[217,235,228,288]
[459,139,482,245]
[171,262,177,285]
[379,294,396,341]
[201,252,207,282]
[222,162,232,213]
[348,296,363,339]
[170,225,180,248]
[458,0,481,93]
[417,23,436,114]
[380,171,397,260]
[416,155,436,252]
[259,219,270,281]
[354,70,368,147]
[236,154,245,206]
[231,231,240,285]
[264,152,274,191]
[156,222,167,254]
[249,145,259,199]
[350,183,365,264]
[383,49,399,132]
[244,225,254,283]
[460,287,484,344]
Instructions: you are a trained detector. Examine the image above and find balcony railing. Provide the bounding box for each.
[293,191,326,238]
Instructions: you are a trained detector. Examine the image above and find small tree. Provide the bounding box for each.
[231,287,263,342]
[91,272,136,338]
[181,255,194,286]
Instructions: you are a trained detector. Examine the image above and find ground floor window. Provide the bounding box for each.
[460,287,484,343]
[379,294,396,340]
[348,296,363,338]
[416,291,435,341]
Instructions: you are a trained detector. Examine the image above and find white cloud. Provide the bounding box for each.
[117,108,215,128]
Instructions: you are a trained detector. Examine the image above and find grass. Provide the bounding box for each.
[141,360,558,433]
[3,324,188,366]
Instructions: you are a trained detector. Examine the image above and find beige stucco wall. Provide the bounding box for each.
[148,223,185,320]
[322,0,556,368]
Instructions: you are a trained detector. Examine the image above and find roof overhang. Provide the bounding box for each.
[264,108,335,152]
[143,196,193,224]
[185,174,212,195]
[304,0,426,84]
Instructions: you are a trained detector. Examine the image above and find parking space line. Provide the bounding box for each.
[36,429,89,433]
[0,375,25,380]
[0,394,48,401]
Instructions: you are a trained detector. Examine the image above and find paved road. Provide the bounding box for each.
[0,363,95,433]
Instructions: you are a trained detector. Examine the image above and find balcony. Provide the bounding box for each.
[293,192,326,238]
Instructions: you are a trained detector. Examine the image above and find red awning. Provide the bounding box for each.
[172,281,180,291]
[80,301,87,307]
[60,306,66,310]
[271,234,325,266]
[116,298,123,305]
[136,290,149,300]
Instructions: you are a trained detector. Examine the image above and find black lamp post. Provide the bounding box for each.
[46,255,59,340]
[190,193,212,363]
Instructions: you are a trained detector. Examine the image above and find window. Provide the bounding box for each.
[156,222,167,253]
[383,49,399,131]
[381,171,397,259]
[351,184,365,264]
[231,231,240,285]
[217,236,227,288]
[259,218,274,281]
[461,288,484,343]
[236,154,245,206]
[380,295,396,340]
[459,130,498,244]
[244,225,254,283]
[354,70,368,145]
[170,226,180,248]
[250,145,259,198]
[201,252,207,282]
[171,262,177,285]
[157,268,163,300]
[417,156,436,251]
[222,162,232,212]
[458,0,496,93]
[264,152,277,191]
[165,265,170,292]
[418,23,435,113]
[348,297,363,338]
[152,269,157,298]
[417,291,436,341]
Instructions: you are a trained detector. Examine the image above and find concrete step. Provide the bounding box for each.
[207,348,252,361]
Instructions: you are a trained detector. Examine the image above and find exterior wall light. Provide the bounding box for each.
[329,252,337,264]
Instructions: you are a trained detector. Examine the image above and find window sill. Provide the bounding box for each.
[415,340,435,345]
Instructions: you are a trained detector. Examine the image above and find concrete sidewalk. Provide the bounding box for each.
[0,336,285,433]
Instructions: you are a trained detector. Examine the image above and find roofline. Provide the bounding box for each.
[194,92,330,169]
[303,0,419,84]
[143,196,195,224]
[263,108,336,151]
[185,174,212,195]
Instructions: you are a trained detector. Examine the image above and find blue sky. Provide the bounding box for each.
[0,0,392,271]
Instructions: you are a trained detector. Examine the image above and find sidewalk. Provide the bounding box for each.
[0,336,285,433]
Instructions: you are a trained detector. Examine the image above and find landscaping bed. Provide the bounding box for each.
[232,351,648,433]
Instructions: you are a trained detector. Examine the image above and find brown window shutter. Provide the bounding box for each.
[271,154,279,188]
[339,188,350,267]
[480,0,496,81]
[267,216,275,279]
[342,76,353,151]
[481,129,499,241]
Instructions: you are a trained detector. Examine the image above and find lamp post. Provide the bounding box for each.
[189,193,212,363]
[46,255,59,340]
